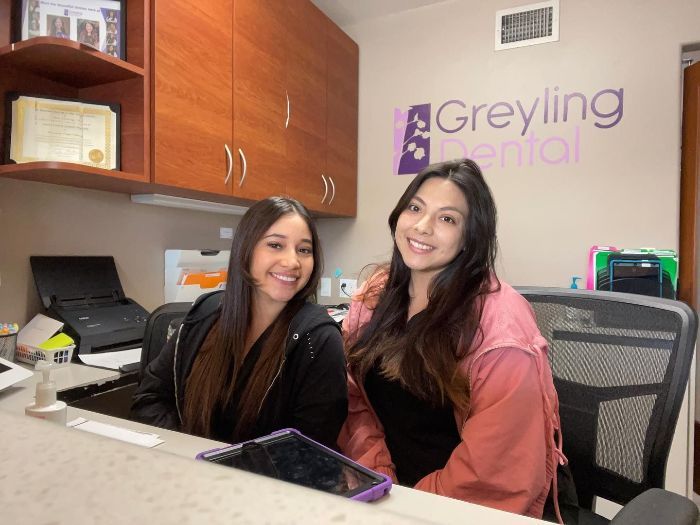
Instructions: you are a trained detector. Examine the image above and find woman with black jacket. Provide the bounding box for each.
[131,197,347,449]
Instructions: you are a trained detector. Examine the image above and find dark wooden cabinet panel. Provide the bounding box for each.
[285,0,328,209]
[153,0,233,194]
[232,0,287,200]
[325,20,358,217]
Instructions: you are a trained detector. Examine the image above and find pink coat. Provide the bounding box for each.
[338,277,564,520]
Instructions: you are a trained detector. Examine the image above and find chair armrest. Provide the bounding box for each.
[610,489,698,525]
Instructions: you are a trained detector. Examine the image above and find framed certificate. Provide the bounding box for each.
[16,0,125,60]
[5,93,120,170]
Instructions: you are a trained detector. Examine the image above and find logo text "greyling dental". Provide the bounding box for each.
[435,87,623,136]
[393,86,624,175]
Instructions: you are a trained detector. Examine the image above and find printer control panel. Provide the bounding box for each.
[65,303,149,333]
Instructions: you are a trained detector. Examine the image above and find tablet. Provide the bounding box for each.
[608,259,662,297]
[197,428,392,502]
[0,356,33,391]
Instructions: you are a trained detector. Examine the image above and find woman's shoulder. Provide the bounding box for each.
[351,266,389,307]
[473,279,544,352]
[291,302,341,334]
[482,280,533,315]
[182,291,223,324]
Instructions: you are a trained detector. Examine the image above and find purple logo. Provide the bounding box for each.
[392,87,624,174]
[394,104,431,175]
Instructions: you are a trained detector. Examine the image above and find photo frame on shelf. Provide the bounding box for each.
[4,92,121,170]
[16,0,125,60]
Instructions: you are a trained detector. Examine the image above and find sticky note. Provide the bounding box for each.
[38,332,75,350]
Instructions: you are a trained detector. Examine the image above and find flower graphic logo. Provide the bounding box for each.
[394,104,431,175]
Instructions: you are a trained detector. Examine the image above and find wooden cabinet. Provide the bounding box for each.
[228,0,358,216]
[152,0,233,195]
[284,0,328,209]
[0,0,151,192]
[0,0,359,217]
[231,0,287,200]
[322,18,358,217]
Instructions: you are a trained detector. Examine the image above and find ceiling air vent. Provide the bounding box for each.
[495,0,559,50]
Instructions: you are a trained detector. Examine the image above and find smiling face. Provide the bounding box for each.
[395,177,469,281]
[250,213,314,312]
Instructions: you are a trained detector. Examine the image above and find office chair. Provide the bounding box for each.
[516,287,698,525]
[138,302,192,381]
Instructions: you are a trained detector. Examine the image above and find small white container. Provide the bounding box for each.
[15,343,74,368]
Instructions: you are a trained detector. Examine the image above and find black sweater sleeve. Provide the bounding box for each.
[288,324,348,449]
[130,330,181,430]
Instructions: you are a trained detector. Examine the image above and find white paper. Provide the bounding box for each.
[326,308,349,323]
[16,313,63,347]
[67,417,164,448]
[0,357,33,391]
[78,348,141,370]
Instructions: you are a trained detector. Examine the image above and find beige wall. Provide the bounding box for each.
[317,0,700,305]
[0,178,238,325]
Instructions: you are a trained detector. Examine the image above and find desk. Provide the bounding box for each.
[0,363,546,524]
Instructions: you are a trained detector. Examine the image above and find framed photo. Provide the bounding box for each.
[16,0,125,60]
[5,92,121,170]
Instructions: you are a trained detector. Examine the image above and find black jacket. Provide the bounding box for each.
[131,292,348,448]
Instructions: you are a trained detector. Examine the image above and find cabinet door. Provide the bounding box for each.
[325,21,358,217]
[232,0,288,200]
[153,0,233,194]
[284,0,327,212]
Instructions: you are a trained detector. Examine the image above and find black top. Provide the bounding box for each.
[131,292,348,449]
[210,326,270,442]
[364,315,461,486]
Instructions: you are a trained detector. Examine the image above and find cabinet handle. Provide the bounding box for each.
[321,174,328,203]
[328,176,336,205]
[238,148,247,187]
[224,144,233,185]
[285,90,290,129]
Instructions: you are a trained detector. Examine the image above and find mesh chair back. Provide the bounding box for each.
[517,287,697,510]
[139,302,192,381]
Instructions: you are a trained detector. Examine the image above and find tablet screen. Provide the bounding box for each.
[202,431,383,498]
[609,260,661,297]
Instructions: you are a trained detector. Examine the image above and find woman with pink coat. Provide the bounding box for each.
[339,158,565,521]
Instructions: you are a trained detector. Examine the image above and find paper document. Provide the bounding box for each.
[67,417,164,448]
[78,348,142,370]
[17,313,64,347]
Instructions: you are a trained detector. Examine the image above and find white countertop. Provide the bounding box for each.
[0,363,545,525]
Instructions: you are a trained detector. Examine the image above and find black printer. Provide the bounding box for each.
[30,256,150,355]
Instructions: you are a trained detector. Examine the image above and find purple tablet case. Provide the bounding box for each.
[196,428,392,502]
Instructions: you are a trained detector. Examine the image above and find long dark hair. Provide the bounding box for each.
[183,196,322,439]
[347,159,498,409]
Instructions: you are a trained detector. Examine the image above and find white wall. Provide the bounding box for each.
[317,0,700,292]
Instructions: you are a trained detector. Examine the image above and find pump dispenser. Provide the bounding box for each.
[25,360,67,425]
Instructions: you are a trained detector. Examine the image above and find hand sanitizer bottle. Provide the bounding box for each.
[25,360,67,425]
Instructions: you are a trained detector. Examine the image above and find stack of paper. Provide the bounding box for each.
[78,348,142,370]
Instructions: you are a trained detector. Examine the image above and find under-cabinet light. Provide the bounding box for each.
[130,194,248,215]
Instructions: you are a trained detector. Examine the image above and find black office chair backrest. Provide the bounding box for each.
[139,302,192,381]
[517,287,697,510]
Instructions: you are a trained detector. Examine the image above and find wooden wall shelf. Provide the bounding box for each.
[0,0,150,189]
[0,38,144,88]
[0,161,147,186]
